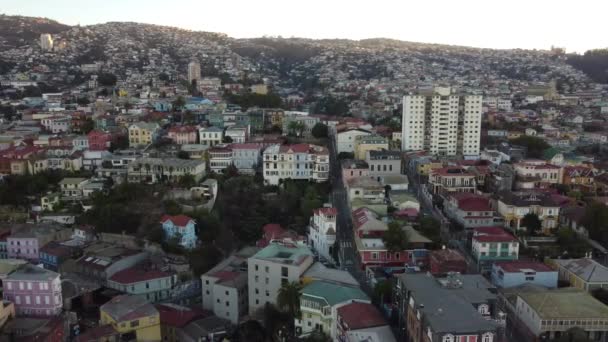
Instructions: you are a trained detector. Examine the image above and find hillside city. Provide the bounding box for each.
[0,13,608,342]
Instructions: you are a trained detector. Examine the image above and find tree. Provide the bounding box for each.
[189,244,223,276]
[276,281,302,320]
[418,217,441,244]
[158,73,169,82]
[177,150,190,160]
[581,202,608,244]
[76,97,90,106]
[521,213,542,234]
[383,221,410,253]
[222,136,233,143]
[287,121,305,137]
[98,73,117,87]
[552,327,593,342]
[172,96,186,112]
[179,174,197,188]
[311,123,328,138]
[81,118,95,134]
[510,136,550,159]
[232,320,267,342]
[301,331,332,342]
[374,280,393,305]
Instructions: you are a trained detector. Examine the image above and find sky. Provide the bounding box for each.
[2,0,607,53]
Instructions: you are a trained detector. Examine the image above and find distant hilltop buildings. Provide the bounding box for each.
[40,33,53,51]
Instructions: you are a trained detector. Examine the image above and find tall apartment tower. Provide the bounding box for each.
[401,87,482,157]
[187,60,201,84]
[40,34,54,51]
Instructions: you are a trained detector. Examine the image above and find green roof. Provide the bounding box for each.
[252,244,312,265]
[519,288,608,319]
[302,280,368,307]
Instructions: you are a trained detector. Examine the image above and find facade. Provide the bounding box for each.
[262,144,329,185]
[336,302,395,342]
[513,160,561,187]
[471,227,519,270]
[87,130,113,151]
[444,193,495,229]
[3,264,62,316]
[562,165,596,186]
[429,167,477,195]
[100,294,161,341]
[352,208,431,270]
[396,273,499,342]
[40,33,53,51]
[308,207,337,262]
[59,177,89,200]
[247,243,314,314]
[208,146,233,173]
[160,215,197,249]
[496,191,561,233]
[231,143,262,175]
[341,159,369,185]
[550,258,608,292]
[514,288,608,341]
[491,261,557,288]
[187,61,201,84]
[401,87,482,157]
[168,126,198,145]
[7,230,57,262]
[282,115,320,137]
[225,125,249,143]
[107,265,176,302]
[336,128,372,154]
[75,245,148,283]
[127,157,206,183]
[365,149,402,182]
[295,280,369,338]
[354,135,389,160]
[199,126,224,147]
[128,122,160,147]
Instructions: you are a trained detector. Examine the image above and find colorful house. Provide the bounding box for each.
[160,215,197,249]
[471,227,519,272]
[100,295,161,341]
[128,122,160,148]
[3,264,63,316]
[167,126,198,145]
[107,264,176,303]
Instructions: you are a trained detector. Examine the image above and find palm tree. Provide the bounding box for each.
[276,281,302,320]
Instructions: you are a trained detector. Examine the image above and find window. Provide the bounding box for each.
[226,301,230,307]
[45,296,50,305]
[130,320,140,328]
[265,266,269,273]
[281,267,288,277]
[35,296,40,304]
[15,296,20,305]
[478,304,489,315]
[6,282,11,290]
[19,282,24,290]
[482,333,493,342]
[27,282,32,290]
[443,334,454,342]
[25,296,30,304]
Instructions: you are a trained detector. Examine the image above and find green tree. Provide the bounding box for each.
[222,136,233,143]
[521,213,542,233]
[287,121,305,137]
[177,150,190,160]
[179,174,197,188]
[81,118,95,134]
[233,320,267,342]
[418,217,441,244]
[374,280,393,305]
[581,201,608,244]
[172,96,186,112]
[98,73,117,87]
[511,136,551,159]
[189,244,223,277]
[382,221,410,253]
[163,199,182,215]
[311,123,328,138]
[276,281,303,320]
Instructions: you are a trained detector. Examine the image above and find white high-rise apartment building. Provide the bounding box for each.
[401,87,482,157]
[187,60,201,84]
[40,34,53,51]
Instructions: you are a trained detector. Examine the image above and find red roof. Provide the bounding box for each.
[494,261,553,273]
[314,207,337,216]
[432,167,474,177]
[280,143,311,153]
[156,304,208,328]
[160,215,194,227]
[337,302,387,330]
[229,143,263,150]
[450,193,492,212]
[430,249,466,263]
[393,208,419,218]
[473,227,518,242]
[209,270,240,282]
[109,265,172,284]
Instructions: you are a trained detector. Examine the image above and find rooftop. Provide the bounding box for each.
[367,149,401,160]
[473,227,518,243]
[160,214,194,227]
[519,288,608,319]
[101,294,158,322]
[552,258,608,283]
[7,264,59,281]
[342,159,369,170]
[156,303,207,328]
[301,280,369,307]
[494,261,554,273]
[109,265,173,285]
[251,243,313,266]
[303,262,359,287]
[337,302,387,330]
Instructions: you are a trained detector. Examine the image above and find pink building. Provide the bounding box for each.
[168,126,198,145]
[7,232,49,262]
[3,264,62,316]
[87,130,112,151]
[341,159,369,186]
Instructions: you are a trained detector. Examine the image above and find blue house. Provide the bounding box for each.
[160,215,197,249]
[154,101,173,112]
[39,241,80,272]
[491,261,558,288]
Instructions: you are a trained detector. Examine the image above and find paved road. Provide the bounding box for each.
[328,135,372,292]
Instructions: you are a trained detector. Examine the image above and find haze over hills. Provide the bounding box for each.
[0,14,607,88]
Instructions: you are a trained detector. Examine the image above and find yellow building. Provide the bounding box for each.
[417,161,444,177]
[250,84,268,95]
[354,135,389,160]
[100,295,161,341]
[550,258,608,292]
[128,122,160,148]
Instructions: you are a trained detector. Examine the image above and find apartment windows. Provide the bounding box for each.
[281,267,288,277]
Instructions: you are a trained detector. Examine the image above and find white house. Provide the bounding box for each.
[199,126,224,147]
[336,128,371,154]
[308,207,337,262]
